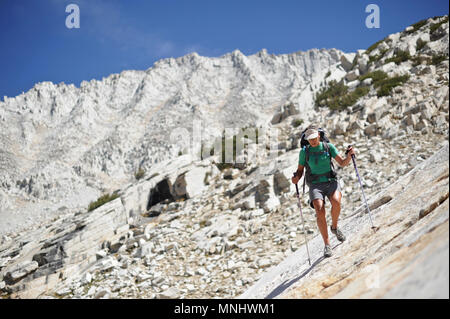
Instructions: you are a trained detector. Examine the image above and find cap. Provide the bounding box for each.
[305,128,319,140]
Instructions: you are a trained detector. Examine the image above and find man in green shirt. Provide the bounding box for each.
[291,128,355,258]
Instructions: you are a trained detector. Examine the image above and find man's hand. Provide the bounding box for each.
[292,165,304,184]
[345,145,356,158]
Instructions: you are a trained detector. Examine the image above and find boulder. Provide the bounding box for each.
[255,179,271,203]
[257,258,273,268]
[4,260,39,285]
[227,182,250,197]
[223,168,240,180]
[364,124,378,137]
[402,114,419,128]
[173,166,209,199]
[120,179,155,221]
[332,121,348,136]
[378,41,390,52]
[414,119,429,131]
[386,32,401,43]
[157,287,180,299]
[345,69,360,82]
[273,171,290,195]
[255,179,280,213]
[420,107,434,121]
[0,257,11,269]
[369,152,382,163]
[404,101,436,118]
[135,242,154,258]
[340,53,355,72]
[347,80,360,90]
[271,112,282,125]
[55,287,72,297]
[361,78,373,87]
[358,55,370,75]
[413,65,436,76]
[261,196,281,213]
[417,32,430,44]
[347,120,364,133]
[432,114,447,127]
[271,103,299,124]
[191,214,240,242]
[367,109,384,124]
[380,62,397,73]
[80,272,92,285]
[423,41,445,55]
[430,22,449,41]
[242,197,256,210]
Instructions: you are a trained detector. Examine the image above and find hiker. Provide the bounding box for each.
[291,128,355,257]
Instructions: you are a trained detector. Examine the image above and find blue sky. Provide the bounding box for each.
[0,0,448,99]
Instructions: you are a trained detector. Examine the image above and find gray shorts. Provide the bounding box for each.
[309,180,341,209]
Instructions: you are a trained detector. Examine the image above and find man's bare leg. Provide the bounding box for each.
[329,191,342,230]
[313,199,330,246]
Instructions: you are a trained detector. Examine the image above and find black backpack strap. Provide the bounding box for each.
[302,171,306,194]
[323,141,337,177]
[322,141,329,153]
[305,145,310,163]
[303,145,310,192]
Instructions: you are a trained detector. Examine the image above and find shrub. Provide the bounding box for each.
[315,80,369,111]
[315,80,348,107]
[411,55,432,66]
[416,38,427,51]
[359,70,388,85]
[292,118,304,128]
[430,16,449,34]
[135,167,145,180]
[88,193,120,212]
[384,50,411,65]
[325,71,331,78]
[431,54,448,65]
[340,87,370,109]
[375,75,410,97]
[406,19,427,34]
[368,49,388,64]
[150,172,159,179]
[366,39,384,54]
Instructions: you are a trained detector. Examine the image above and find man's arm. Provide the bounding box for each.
[295,164,304,178]
[334,146,355,167]
[291,164,305,184]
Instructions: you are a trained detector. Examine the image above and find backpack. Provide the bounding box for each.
[299,127,337,193]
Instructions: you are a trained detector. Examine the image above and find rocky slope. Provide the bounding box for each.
[0,15,448,299]
[240,143,449,298]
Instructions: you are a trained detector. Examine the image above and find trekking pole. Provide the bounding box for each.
[293,172,311,266]
[346,146,377,231]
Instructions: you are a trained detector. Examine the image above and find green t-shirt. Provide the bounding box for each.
[298,142,339,183]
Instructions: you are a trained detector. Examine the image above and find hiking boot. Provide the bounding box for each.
[324,244,332,258]
[330,226,346,242]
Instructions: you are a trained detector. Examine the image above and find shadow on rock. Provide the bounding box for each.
[265,242,343,299]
